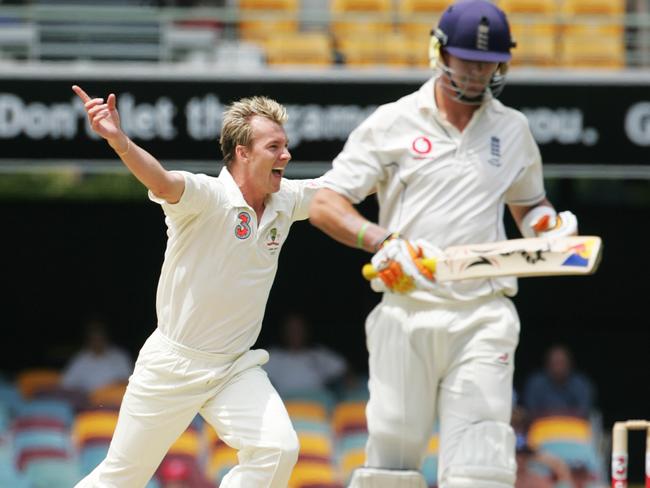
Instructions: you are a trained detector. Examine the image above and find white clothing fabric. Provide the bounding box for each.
[61,347,132,393]
[149,167,319,354]
[75,330,298,488]
[318,76,543,488]
[364,294,519,487]
[322,76,545,304]
[264,346,347,395]
[348,467,427,487]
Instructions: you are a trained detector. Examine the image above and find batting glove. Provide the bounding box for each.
[522,206,578,238]
[370,236,439,293]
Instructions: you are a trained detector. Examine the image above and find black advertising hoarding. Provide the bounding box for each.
[1,68,649,168]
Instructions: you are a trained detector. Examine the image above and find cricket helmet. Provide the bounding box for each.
[430,0,516,102]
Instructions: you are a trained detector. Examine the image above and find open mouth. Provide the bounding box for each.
[271,168,284,177]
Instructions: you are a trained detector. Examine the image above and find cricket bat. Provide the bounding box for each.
[362,235,602,282]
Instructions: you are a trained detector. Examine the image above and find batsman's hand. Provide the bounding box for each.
[533,210,578,238]
[72,85,126,147]
[367,237,440,293]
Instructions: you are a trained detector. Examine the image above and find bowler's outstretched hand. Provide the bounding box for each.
[72,85,126,151]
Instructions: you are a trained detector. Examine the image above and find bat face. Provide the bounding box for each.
[437,236,603,282]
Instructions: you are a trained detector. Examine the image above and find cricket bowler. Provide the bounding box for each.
[73,86,319,487]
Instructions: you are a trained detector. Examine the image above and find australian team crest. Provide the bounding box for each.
[266,227,281,254]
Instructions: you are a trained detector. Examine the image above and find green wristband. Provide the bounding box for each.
[356,221,370,249]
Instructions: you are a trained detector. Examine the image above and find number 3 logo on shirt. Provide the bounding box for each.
[235,211,252,239]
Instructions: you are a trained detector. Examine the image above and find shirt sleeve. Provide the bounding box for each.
[504,123,546,206]
[313,347,347,381]
[321,114,387,204]
[282,177,324,222]
[148,171,222,217]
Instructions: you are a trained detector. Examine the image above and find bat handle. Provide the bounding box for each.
[362,258,437,281]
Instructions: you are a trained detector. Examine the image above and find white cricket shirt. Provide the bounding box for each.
[323,76,545,303]
[149,167,318,354]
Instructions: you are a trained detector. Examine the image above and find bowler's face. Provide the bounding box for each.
[245,116,291,195]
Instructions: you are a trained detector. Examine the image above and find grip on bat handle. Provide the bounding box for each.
[362,258,437,281]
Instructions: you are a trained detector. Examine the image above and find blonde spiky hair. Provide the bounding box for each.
[220,96,288,167]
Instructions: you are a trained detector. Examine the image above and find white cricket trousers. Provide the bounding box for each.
[363,293,520,487]
[76,329,299,488]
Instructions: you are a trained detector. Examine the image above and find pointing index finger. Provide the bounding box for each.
[107,93,117,110]
[72,85,91,103]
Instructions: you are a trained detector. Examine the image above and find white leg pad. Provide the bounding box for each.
[348,467,427,488]
[440,420,516,488]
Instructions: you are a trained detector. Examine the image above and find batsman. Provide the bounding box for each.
[309,1,579,487]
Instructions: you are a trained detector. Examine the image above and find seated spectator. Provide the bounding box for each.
[512,405,575,488]
[523,344,595,419]
[158,457,192,488]
[61,318,133,394]
[264,312,348,397]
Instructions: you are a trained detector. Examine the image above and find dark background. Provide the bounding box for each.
[2,190,649,429]
[2,74,649,480]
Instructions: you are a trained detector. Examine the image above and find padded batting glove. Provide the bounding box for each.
[369,235,439,293]
[521,206,578,238]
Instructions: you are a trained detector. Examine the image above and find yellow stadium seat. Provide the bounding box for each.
[559,29,625,68]
[88,382,127,408]
[16,368,61,398]
[498,0,556,15]
[527,415,592,448]
[285,400,328,422]
[560,0,625,15]
[207,441,238,483]
[298,432,334,459]
[339,448,365,483]
[402,35,430,68]
[337,35,384,66]
[204,423,219,448]
[557,0,625,67]
[263,32,333,66]
[332,401,367,436]
[383,33,417,67]
[397,0,446,41]
[239,0,299,41]
[337,34,414,67]
[72,410,119,447]
[168,428,201,457]
[289,461,339,488]
[331,0,393,40]
[427,433,439,454]
[510,22,557,66]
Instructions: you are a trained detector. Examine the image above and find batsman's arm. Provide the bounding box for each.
[72,85,184,204]
[510,198,578,238]
[508,198,553,233]
[309,188,388,253]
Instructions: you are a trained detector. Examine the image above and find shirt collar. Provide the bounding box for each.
[218,166,249,208]
[217,165,293,217]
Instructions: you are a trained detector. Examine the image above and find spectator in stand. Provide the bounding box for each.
[157,456,212,488]
[61,318,133,394]
[512,404,575,488]
[264,312,348,397]
[523,344,595,419]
